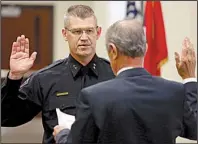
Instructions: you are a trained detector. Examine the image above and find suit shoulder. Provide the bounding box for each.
[153,76,183,87]
[83,78,115,93]
[81,79,117,103]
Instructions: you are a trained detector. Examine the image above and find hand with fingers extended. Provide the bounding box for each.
[8,35,37,80]
[175,37,196,79]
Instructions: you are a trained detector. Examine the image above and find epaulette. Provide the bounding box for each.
[35,58,67,74]
[99,57,110,64]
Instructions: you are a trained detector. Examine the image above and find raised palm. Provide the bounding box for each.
[10,35,37,76]
[175,37,196,79]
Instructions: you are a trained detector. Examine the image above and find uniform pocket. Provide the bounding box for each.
[42,95,77,133]
[47,94,77,116]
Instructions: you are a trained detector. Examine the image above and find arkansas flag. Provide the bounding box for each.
[144,1,168,76]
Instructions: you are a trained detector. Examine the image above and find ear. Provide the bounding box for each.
[145,43,148,54]
[62,28,68,41]
[96,26,102,40]
[108,43,118,60]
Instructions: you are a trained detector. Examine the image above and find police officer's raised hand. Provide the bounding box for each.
[8,35,37,80]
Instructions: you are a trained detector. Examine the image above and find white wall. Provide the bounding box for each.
[160,1,197,82]
[1,1,197,143]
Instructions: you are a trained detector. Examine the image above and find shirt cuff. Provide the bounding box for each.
[55,128,70,143]
[183,78,197,84]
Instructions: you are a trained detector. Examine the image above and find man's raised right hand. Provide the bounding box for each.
[8,35,37,80]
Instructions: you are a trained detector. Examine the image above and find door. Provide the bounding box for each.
[1,5,53,70]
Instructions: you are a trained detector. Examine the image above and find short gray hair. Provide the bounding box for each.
[64,5,97,27]
[105,18,146,58]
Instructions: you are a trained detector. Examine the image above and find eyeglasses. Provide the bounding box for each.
[65,26,98,36]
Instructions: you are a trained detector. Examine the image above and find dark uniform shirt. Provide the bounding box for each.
[1,54,115,143]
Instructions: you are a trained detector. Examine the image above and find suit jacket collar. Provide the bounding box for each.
[116,68,151,78]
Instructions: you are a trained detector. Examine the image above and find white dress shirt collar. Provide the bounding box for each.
[116,67,134,76]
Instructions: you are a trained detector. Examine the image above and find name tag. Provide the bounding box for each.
[56,92,69,97]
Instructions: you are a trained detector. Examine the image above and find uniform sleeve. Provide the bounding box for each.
[1,72,42,127]
[181,82,197,140]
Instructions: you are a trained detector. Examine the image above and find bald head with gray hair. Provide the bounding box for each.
[64,5,97,28]
[105,18,146,58]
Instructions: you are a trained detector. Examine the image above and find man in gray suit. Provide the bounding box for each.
[53,18,197,144]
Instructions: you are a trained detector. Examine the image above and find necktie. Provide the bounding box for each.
[81,66,89,88]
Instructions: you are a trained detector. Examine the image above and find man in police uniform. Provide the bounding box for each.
[1,4,196,144]
[1,5,114,143]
